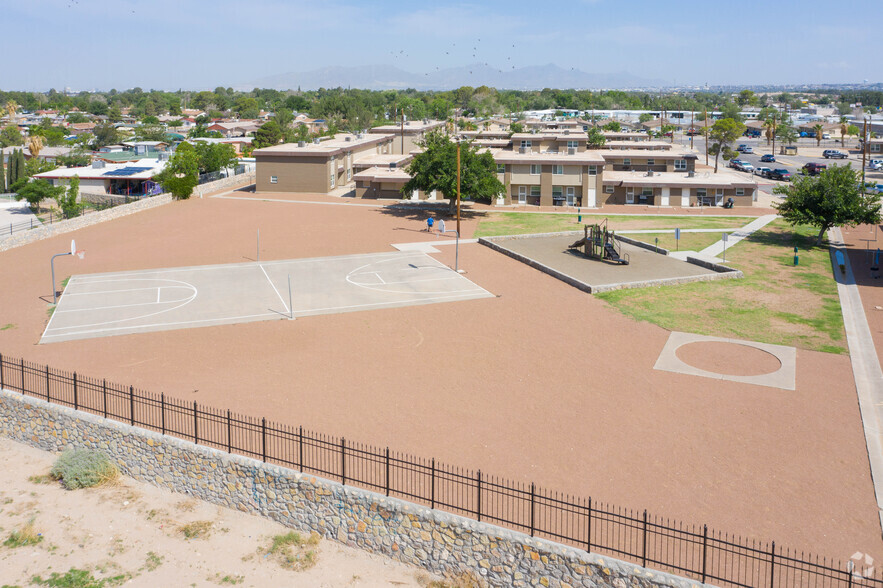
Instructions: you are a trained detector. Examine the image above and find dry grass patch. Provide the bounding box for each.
[258,531,320,571]
[3,518,43,548]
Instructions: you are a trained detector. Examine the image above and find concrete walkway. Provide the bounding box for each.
[829,227,883,534]
[669,214,778,263]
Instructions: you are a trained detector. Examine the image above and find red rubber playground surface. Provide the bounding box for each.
[0,189,879,567]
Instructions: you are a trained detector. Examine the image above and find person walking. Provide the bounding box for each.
[426,215,434,232]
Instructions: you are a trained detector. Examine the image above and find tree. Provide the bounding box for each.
[57,150,92,168]
[92,123,119,148]
[7,148,25,187]
[193,142,237,174]
[707,118,746,172]
[773,164,881,245]
[586,126,606,148]
[638,113,653,123]
[719,101,742,122]
[846,124,860,147]
[55,175,81,218]
[812,123,824,147]
[509,122,524,134]
[736,90,756,107]
[776,120,797,149]
[155,142,199,200]
[25,157,56,177]
[27,135,44,158]
[602,121,621,132]
[135,124,166,142]
[253,121,282,148]
[402,132,504,214]
[0,125,22,147]
[14,178,63,211]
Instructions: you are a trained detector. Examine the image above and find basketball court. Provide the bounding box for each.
[41,251,493,344]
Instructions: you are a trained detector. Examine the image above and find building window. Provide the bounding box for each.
[623,158,631,166]
[736,188,744,196]
[530,186,541,197]
[605,185,614,193]
[647,159,655,166]
[497,164,505,173]
[552,165,563,175]
[872,144,881,152]
[270,176,277,184]
[347,166,352,181]
[530,164,541,175]
[567,140,578,149]
[521,140,532,148]
[674,159,687,171]
[330,172,335,188]
[588,166,597,175]
[696,188,706,199]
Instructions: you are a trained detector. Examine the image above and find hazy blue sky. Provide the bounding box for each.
[3,0,879,91]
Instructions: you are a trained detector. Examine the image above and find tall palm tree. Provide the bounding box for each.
[4,101,17,124]
[28,136,43,158]
[763,118,776,147]
[812,124,824,147]
[840,117,849,149]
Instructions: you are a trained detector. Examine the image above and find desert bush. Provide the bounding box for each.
[50,449,119,490]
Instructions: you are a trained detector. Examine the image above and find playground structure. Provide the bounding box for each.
[568,219,629,265]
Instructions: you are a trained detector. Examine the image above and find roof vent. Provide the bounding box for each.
[688,170,695,177]
[298,141,306,147]
[389,162,396,169]
[564,129,570,135]
[92,160,105,169]
[345,136,352,142]
[568,147,576,155]
[519,147,527,154]
[313,138,320,144]
[647,170,654,177]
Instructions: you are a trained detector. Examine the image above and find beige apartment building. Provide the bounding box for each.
[254,133,395,193]
[601,171,756,207]
[368,119,445,155]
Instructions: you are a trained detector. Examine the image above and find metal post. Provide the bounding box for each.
[20,358,24,393]
[257,229,260,262]
[73,372,78,410]
[50,251,72,304]
[529,483,535,537]
[476,470,482,522]
[385,447,390,496]
[0,353,4,390]
[769,541,776,588]
[226,410,232,453]
[160,393,166,435]
[430,458,436,509]
[341,437,346,485]
[45,366,50,402]
[298,426,303,471]
[193,401,198,444]
[261,417,267,462]
[456,142,461,236]
[641,509,648,568]
[129,385,134,425]
[587,497,592,552]
[288,274,293,319]
[102,379,107,418]
[701,525,708,584]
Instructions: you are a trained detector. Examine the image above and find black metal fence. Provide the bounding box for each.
[0,353,878,587]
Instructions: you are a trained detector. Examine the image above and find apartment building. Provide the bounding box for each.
[254,133,395,193]
[368,119,445,155]
[601,170,756,207]
[494,149,605,207]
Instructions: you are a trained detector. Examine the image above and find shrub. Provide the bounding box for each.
[50,449,119,490]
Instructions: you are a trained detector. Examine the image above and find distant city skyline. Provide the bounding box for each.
[4,0,880,92]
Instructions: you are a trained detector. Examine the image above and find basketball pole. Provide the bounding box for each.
[257,229,260,262]
[288,274,294,320]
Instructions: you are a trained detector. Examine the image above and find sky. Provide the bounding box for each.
[2,0,880,92]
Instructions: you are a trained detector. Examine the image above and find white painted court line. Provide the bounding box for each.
[41,312,280,339]
[54,298,193,314]
[375,272,385,284]
[300,292,492,315]
[65,286,166,296]
[259,263,290,314]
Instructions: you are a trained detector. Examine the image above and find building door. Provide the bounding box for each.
[566,187,575,206]
[626,188,634,204]
[518,186,527,204]
[715,189,724,206]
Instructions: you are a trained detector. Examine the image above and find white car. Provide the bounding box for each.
[738,162,754,172]
[755,166,772,177]
[869,159,883,171]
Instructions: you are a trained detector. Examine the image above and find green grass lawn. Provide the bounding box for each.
[474,212,753,238]
[595,220,846,354]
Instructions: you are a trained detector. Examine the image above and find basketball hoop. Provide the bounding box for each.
[76,250,85,260]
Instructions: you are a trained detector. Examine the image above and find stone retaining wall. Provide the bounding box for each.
[0,389,698,588]
[0,172,255,253]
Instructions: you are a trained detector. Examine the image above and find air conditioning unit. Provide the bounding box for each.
[688,170,695,177]
[564,129,570,135]
[313,138,320,144]
[92,160,105,169]
[389,162,396,169]
[647,170,654,177]
[519,147,527,154]
[568,148,576,155]
[298,141,306,147]
[345,136,352,142]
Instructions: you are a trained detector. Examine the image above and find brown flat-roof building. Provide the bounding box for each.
[368,119,445,155]
[493,150,605,207]
[254,133,395,194]
[601,170,756,207]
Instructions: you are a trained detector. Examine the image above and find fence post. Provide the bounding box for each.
[641,509,648,568]
[477,470,482,522]
[587,497,592,552]
[73,372,78,410]
[769,541,776,588]
[848,560,854,588]
[385,447,390,497]
[160,393,166,435]
[102,379,107,418]
[193,401,198,444]
[431,458,436,509]
[45,365,50,402]
[129,386,134,425]
[226,410,232,453]
[341,437,346,485]
[701,525,708,584]
[0,353,4,390]
[298,426,303,472]
[261,418,267,462]
[529,483,535,537]
[20,358,25,393]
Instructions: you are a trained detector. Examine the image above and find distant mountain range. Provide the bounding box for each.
[245,64,667,91]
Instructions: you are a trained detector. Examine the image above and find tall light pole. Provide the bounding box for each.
[456,140,461,236]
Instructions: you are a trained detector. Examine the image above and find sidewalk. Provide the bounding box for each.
[669,214,778,263]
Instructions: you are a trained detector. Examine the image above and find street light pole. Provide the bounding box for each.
[456,140,461,236]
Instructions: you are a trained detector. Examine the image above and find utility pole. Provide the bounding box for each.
[862,118,868,193]
[456,141,461,236]
[690,109,694,150]
[704,107,709,166]
[400,107,405,155]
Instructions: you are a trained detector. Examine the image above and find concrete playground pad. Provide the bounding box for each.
[654,331,797,390]
[481,233,734,293]
[41,251,493,344]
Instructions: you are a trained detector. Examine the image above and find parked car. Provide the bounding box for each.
[741,146,753,154]
[728,159,743,169]
[760,154,776,163]
[755,167,772,178]
[822,149,848,159]
[803,162,828,175]
[736,144,750,152]
[868,159,883,171]
[769,169,791,181]
[737,161,754,172]
[822,133,831,139]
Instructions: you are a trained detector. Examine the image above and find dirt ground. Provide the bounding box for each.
[0,437,437,587]
[0,186,880,572]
